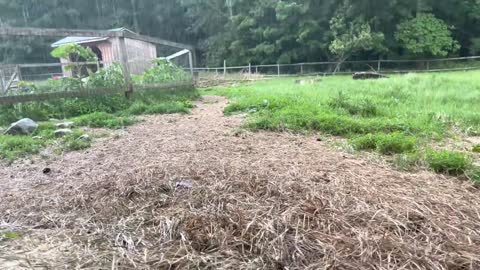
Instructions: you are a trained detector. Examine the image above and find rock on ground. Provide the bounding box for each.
[353,72,388,80]
[4,118,38,135]
[54,129,73,138]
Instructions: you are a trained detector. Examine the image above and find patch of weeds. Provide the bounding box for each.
[73,112,135,129]
[32,122,56,139]
[126,101,149,115]
[350,132,417,155]
[61,130,91,151]
[328,92,378,117]
[425,149,471,175]
[466,167,480,185]
[0,135,44,161]
[473,144,480,153]
[0,231,20,241]
[394,152,421,171]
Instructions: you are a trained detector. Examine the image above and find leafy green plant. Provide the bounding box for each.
[139,59,190,84]
[87,63,125,88]
[51,44,98,78]
[426,149,471,175]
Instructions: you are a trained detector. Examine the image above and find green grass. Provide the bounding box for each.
[473,144,480,153]
[73,112,136,129]
[208,71,480,180]
[0,135,45,161]
[211,72,480,138]
[426,149,472,175]
[350,132,416,155]
[62,130,91,151]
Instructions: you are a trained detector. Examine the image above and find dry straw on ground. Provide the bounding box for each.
[0,96,479,269]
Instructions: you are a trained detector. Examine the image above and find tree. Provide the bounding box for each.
[329,3,385,72]
[395,13,460,57]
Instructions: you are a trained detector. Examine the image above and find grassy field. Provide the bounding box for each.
[209,71,480,182]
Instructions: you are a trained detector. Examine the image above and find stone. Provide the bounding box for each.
[54,129,73,137]
[32,136,43,140]
[4,118,38,135]
[353,72,388,80]
[55,121,74,128]
[79,134,90,140]
[175,180,193,190]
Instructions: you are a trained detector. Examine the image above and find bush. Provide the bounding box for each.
[62,130,91,151]
[139,59,191,84]
[0,135,44,161]
[425,150,471,175]
[73,112,135,129]
[351,132,417,155]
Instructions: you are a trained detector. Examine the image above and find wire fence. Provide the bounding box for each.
[193,56,480,79]
[0,58,194,105]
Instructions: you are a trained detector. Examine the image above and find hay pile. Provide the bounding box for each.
[1,97,479,269]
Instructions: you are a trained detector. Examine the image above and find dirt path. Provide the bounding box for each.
[1,96,479,269]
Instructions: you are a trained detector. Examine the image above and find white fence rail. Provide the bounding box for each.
[192,56,480,78]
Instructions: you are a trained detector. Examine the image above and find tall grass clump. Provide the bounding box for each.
[425,150,471,175]
[351,132,417,155]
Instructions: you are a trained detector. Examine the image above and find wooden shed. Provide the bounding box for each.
[52,28,157,76]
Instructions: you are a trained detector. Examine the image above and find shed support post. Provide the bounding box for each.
[188,50,194,78]
[118,36,133,98]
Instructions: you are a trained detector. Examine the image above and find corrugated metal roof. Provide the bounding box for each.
[51,28,136,47]
[51,37,108,47]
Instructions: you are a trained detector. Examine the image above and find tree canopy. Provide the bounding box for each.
[1,0,479,66]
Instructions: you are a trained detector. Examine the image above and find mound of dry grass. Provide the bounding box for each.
[1,96,479,269]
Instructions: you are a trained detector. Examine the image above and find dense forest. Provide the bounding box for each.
[1,0,480,66]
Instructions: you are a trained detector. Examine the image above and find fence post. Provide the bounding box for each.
[255,65,258,74]
[188,50,194,78]
[277,64,280,76]
[248,63,252,75]
[426,61,430,71]
[16,65,22,81]
[223,60,227,77]
[118,35,133,98]
[0,69,5,92]
[377,60,381,72]
[300,64,304,74]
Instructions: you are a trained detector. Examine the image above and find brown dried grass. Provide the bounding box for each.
[0,96,479,269]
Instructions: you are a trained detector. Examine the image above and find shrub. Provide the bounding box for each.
[425,150,471,175]
[139,59,190,84]
[73,112,135,129]
[350,132,417,155]
[0,135,44,161]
